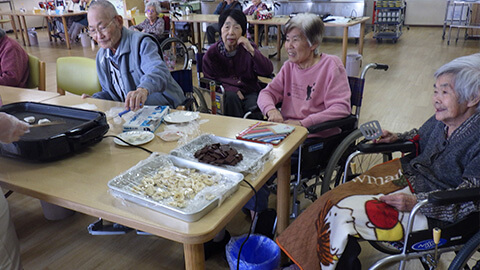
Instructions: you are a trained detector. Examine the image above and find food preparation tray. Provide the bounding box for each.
[169,134,273,174]
[0,102,109,161]
[108,154,244,222]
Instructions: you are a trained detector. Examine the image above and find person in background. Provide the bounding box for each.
[0,112,29,270]
[243,0,268,41]
[203,9,273,118]
[243,0,267,15]
[205,0,242,47]
[86,0,185,111]
[0,28,29,88]
[130,1,168,44]
[67,0,92,42]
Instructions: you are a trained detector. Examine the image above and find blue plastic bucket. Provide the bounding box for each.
[226,234,280,270]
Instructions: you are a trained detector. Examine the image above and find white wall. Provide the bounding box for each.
[405,0,447,25]
[365,0,447,26]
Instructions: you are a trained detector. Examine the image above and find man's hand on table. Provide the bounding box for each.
[126,87,148,111]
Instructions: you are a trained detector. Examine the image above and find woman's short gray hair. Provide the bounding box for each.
[434,53,480,112]
[285,13,324,55]
[145,1,162,14]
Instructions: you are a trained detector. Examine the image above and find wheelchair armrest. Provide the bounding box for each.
[307,115,356,134]
[199,77,222,87]
[357,141,416,154]
[428,187,480,205]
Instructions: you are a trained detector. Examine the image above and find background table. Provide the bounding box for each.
[0,90,307,270]
[1,10,87,49]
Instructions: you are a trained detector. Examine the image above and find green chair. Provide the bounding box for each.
[133,13,147,25]
[26,54,46,91]
[56,56,101,96]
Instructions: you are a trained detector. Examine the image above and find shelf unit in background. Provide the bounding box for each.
[373,0,406,43]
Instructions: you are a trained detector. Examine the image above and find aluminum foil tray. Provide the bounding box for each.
[108,153,244,222]
[169,134,273,174]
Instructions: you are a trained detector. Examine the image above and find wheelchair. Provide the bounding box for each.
[157,40,206,113]
[370,187,480,270]
[191,51,272,118]
[322,124,480,269]
[285,63,389,218]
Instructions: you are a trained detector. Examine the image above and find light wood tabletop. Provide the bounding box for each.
[0,85,60,104]
[0,90,307,270]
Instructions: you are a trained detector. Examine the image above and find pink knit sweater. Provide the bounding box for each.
[257,54,351,137]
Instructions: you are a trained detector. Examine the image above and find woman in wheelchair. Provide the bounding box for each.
[129,1,167,44]
[248,13,351,218]
[276,53,480,270]
[202,9,274,118]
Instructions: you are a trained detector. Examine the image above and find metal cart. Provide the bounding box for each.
[373,0,406,43]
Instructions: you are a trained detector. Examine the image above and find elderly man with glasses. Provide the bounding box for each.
[86,0,184,111]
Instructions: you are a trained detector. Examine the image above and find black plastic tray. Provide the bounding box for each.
[0,102,109,161]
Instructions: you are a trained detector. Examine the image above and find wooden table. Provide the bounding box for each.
[0,10,23,45]
[0,90,307,270]
[0,10,87,49]
[0,85,59,104]
[171,14,369,65]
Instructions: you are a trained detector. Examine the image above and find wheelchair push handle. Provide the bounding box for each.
[433,227,441,268]
[433,228,441,244]
[373,63,389,71]
[360,63,389,79]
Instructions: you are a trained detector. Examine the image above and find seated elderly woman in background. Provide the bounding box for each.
[243,0,268,40]
[276,53,480,270]
[130,1,167,43]
[203,9,274,118]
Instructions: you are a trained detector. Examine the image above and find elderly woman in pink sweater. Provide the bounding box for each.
[244,13,351,228]
[258,13,351,137]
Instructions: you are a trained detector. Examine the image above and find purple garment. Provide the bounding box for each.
[0,36,29,88]
[202,41,273,95]
[243,2,268,15]
[130,17,165,42]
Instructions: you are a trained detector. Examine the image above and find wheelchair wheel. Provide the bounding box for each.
[259,25,284,59]
[449,230,480,270]
[321,129,387,195]
[160,37,190,71]
[192,86,210,113]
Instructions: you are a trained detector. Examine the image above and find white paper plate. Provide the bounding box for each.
[114,131,155,146]
[164,111,198,124]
